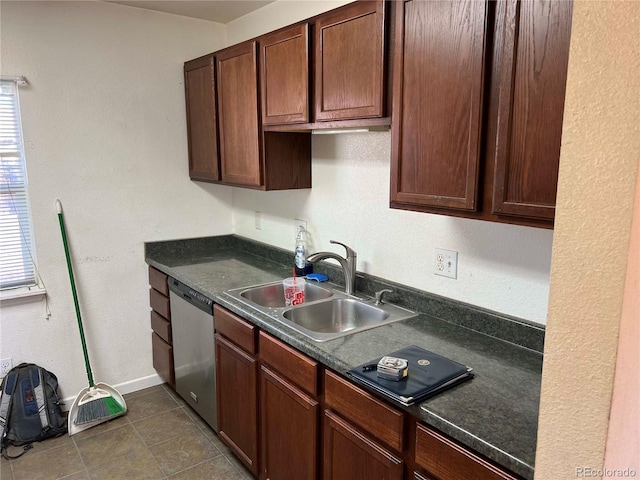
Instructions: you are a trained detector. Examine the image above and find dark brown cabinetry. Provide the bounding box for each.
[145,265,526,479]
[315,0,386,122]
[323,409,403,480]
[214,40,312,190]
[184,54,219,182]
[390,0,488,211]
[214,305,259,476]
[323,371,404,480]
[260,24,310,125]
[148,266,174,386]
[259,332,320,480]
[490,0,573,220]
[390,0,573,227]
[216,41,262,187]
[260,366,319,480]
[415,424,518,480]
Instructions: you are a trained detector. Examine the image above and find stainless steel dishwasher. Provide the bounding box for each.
[168,277,217,431]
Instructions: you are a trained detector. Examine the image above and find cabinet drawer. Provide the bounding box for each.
[152,332,174,386]
[150,311,171,344]
[149,288,170,319]
[148,266,169,295]
[259,331,318,396]
[415,424,517,480]
[214,304,257,354]
[324,370,404,451]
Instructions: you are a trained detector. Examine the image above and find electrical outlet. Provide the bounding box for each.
[435,248,458,279]
[255,211,262,230]
[1,358,12,377]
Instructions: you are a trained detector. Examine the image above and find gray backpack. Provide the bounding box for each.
[0,363,67,458]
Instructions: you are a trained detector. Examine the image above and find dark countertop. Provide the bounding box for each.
[146,237,542,480]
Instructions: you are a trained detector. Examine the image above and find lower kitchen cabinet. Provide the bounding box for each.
[414,423,518,480]
[260,365,319,480]
[323,409,403,480]
[148,266,174,386]
[209,309,522,480]
[215,333,259,476]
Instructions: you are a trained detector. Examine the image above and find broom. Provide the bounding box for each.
[56,200,127,432]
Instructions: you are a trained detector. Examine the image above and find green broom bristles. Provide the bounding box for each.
[75,396,126,425]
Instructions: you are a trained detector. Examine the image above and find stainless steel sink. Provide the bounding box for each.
[281,297,417,341]
[239,281,333,308]
[224,281,418,342]
[282,298,389,333]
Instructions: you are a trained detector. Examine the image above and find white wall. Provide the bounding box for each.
[0,1,232,400]
[225,0,352,44]
[228,2,553,324]
[535,1,640,477]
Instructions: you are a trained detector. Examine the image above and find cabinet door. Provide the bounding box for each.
[390,0,488,211]
[491,0,573,220]
[184,54,220,182]
[323,410,403,480]
[260,366,318,480]
[215,333,259,476]
[152,332,174,386]
[261,24,310,125]
[314,0,386,121]
[216,41,262,186]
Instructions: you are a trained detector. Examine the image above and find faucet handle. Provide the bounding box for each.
[375,289,393,305]
[329,240,356,258]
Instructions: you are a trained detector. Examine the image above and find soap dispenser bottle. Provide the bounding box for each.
[294,225,309,276]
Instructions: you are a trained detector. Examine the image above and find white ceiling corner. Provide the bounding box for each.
[104,1,277,24]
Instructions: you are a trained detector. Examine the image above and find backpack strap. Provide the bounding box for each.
[0,371,18,440]
[31,368,50,431]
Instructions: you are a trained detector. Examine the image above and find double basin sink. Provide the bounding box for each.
[225,281,418,342]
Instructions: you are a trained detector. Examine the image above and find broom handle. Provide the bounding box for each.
[56,200,95,388]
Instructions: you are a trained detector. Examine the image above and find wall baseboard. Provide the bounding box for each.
[61,373,165,411]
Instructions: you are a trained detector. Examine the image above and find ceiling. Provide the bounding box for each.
[105,1,276,24]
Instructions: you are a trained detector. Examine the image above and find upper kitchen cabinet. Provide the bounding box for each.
[490,0,573,221]
[390,0,488,211]
[260,24,310,125]
[314,0,387,122]
[216,41,262,187]
[208,40,311,190]
[184,54,219,182]
[390,0,573,228]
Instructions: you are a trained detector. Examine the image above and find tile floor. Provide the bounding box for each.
[0,384,254,480]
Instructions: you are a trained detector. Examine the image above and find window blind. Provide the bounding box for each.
[0,79,36,289]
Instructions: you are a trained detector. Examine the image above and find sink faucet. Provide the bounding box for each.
[307,240,357,295]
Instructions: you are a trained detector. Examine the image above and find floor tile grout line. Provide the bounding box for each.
[70,434,92,479]
[127,417,171,478]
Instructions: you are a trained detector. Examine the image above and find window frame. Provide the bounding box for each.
[0,78,38,291]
